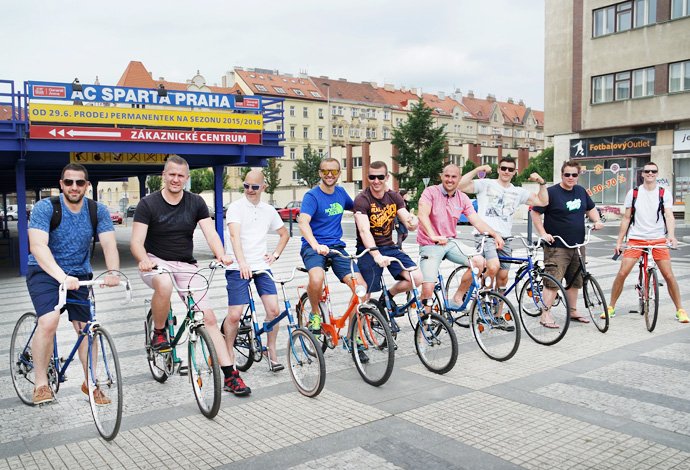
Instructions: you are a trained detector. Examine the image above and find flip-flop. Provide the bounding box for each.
[570,315,591,323]
[539,320,560,329]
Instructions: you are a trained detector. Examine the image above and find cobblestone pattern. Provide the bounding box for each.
[581,361,690,400]
[289,447,404,470]
[641,342,690,363]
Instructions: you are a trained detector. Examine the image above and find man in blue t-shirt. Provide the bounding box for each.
[26,163,120,405]
[531,160,603,328]
[298,157,366,337]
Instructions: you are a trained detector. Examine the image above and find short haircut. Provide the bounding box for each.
[499,155,516,167]
[164,155,190,172]
[61,163,88,180]
[441,163,460,174]
[561,160,581,173]
[643,161,658,169]
[369,160,388,173]
[319,157,340,170]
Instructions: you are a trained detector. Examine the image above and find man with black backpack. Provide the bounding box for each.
[609,162,687,323]
[26,163,121,404]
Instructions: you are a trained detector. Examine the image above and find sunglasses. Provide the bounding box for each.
[243,183,261,190]
[63,179,87,187]
[642,169,658,174]
[562,172,579,178]
[367,174,386,181]
[320,169,340,176]
[499,166,516,173]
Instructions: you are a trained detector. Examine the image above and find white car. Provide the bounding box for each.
[1,209,18,221]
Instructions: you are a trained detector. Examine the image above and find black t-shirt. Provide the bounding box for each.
[354,188,405,247]
[133,191,210,263]
[533,184,594,248]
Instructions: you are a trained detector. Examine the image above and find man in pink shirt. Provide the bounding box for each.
[417,164,504,312]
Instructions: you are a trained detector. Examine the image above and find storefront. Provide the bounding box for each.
[673,129,690,205]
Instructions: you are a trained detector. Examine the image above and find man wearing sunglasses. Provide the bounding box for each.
[221,169,290,390]
[608,162,687,323]
[298,158,366,337]
[354,161,422,306]
[131,156,238,394]
[27,163,120,404]
[531,160,603,327]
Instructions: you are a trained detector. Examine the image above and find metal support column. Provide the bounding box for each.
[213,165,225,245]
[16,160,28,276]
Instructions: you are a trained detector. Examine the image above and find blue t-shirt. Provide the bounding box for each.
[28,195,114,275]
[300,185,353,248]
[533,184,594,248]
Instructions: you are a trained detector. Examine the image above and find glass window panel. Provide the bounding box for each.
[606,6,616,32]
[632,69,644,97]
[669,63,682,92]
[604,75,614,101]
[594,9,604,36]
[645,68,655,95]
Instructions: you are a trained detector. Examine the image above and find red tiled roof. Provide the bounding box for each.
[532,110,544,127]
[311,78,384,105]
[421,93,467,116]
[234,69,325,101]
[461,96,495,121]
[117,61,242,94]
[498,101,527,125]
[0,105,20,121]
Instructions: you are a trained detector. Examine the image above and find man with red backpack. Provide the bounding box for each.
[608,162,687,323]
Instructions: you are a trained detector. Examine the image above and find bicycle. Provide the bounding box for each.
[231,267,326,397]
[549,226,609,333]
[371,258,458,374]
[498,235,571,345]
[295,248,395,387]
[436,236,521,362]
[9,272,132,441]
[143,262,223,419]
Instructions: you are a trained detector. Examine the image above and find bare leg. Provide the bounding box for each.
[261,294,281,363]
[203,309,232,367]
[609,258,636,308]
[657,260,684,310]
[32,311,60,389]
[150,276,173,330]
[223,306,244,366]
[306,268,325,314]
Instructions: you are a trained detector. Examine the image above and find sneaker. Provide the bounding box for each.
[81,381,111,405]
[677,308,689,324]
[151,328,171,352]
[224,370,251,396]
[601,305,615,320]
[308,313,322,336]
[494,317,515,332]
[33,385,54,405]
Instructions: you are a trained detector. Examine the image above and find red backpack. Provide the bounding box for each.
[628,186,667,235]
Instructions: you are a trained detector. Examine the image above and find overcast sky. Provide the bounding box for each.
[3,0,545,109]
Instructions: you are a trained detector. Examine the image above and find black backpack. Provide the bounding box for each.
[49,196,99,258]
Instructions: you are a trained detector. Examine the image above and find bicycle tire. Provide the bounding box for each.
[444,267,472,328]
[188,325,221,419]
[645,268,659,332]
[349,305,395,386]
[233,307,254,372]
[518,271,570,346]
[9,312,38,406]
[145,310,169,383]
[583,275,608,333]
[287,327,326,397]
[87,326,123,441]
[470,290,521,361]
[296,292,328,352]
[414,312,458,374]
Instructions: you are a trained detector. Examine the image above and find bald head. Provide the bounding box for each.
[245,169,265,185]
[441,164,460,176]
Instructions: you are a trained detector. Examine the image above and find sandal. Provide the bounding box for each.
[539,320,560,329]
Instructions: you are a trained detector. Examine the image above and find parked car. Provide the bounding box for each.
[457,199,479,225]
[109,208,123,225]
[126,205,137,218]
[0,209,19,221]
[277,201,301,222]
[207,206,215,220]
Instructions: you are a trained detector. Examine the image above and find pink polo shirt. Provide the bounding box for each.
[417,184,475,246]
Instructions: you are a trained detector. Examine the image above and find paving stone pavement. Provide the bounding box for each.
[0,233,689,469]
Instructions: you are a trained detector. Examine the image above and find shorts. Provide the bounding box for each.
[476,235,512,270]
[300,245,359,281]
[357,245,416,294]
[225,270,277,306]
[26,265,92,321]
[543,246,585,289]
[624,238,670,261]
[419,243,470,283]
[139,254,211,311]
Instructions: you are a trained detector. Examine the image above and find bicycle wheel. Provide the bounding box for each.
[518,271,570,346]
[444,267,472,328]
[87,326,123,441]
[188,326,221,419]
[9,312,38,405]
[233,309,254,372]
[287,327,326,397]
[471,291,520,361]
[645,268,659,332]
[145,310,170,383]
[349,305,395,386]
[583,275,608,333]
[296,292,328,352]
[414,312,458,374]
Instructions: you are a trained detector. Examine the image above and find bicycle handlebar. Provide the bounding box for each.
[503,235,547,250]
[386,257,419,272]
[327,247,378,259]
[549,226,594,249]
[56,276,132,311]
[252,266,301,284]
[144,261,226,295]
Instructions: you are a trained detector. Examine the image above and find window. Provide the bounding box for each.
[353,157,362,168]
[670,60,690,92]
[290,126,296,138]
[634,0,656,26]
[481,155,497,165]
[593,5,615,36]
[616,2,633,31]
[255,84,268,92]
[289,147,296,160]
[594,67,656,102]
[318,127,324,140]
[292,170,299,181]
[615,71,631,100]
[303,107,308,118]
[293,89,305,96]
[479,125,489,135]
[303,127,309,139]
[338,126,344,137]
[289,106,295,117]
[310,91,322,98]
[303,147,309,158]
[383,110,390,120]
[273,86,287,94]
[318,148,324,157]
[672,0,689,18]
[632,67,655,97]
[592,74,614,103]
[594,0,656,36]
[383,127,390,139]
[332,125,338,136]
[351,107,359,117]
[318,108,324,119]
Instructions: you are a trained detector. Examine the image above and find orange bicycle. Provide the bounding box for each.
[296,248,395,387]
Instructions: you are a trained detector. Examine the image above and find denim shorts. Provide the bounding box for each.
[357,245,416,293]
[300,245,359,281]
[26,265,92,321]
[419,243,470,283]
[225,270,277,306]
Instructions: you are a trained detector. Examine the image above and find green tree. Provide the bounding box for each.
[392,99,448,208]
[513,147,554,186]
[189,168,229,193]
[294,145,323,187]
[263,158,282,204]
[146,175,162,192]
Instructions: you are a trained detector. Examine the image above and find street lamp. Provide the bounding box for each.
[322,82,331,158]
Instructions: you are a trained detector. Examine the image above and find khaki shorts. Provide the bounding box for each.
[543,246,585,289]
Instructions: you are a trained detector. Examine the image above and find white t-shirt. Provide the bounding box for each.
[473,179,530,237]
[225,197,284,270]
[625,185,672,240]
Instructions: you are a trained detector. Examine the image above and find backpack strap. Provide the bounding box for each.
[87,198,98,257]
[49,196,62,232]
[625,187,639,238]
[658,187,668,234]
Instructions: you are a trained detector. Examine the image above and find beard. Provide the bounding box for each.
[64,191,85,204]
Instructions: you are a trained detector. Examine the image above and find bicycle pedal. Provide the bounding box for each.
[237,325,252,335]
[178,365,189,376]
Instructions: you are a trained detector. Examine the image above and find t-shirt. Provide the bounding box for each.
[417,184,475,246]
[28,195,114,275]
[134,190,210,263]
[625,185,672,240]
[225,196,284,270]
[473,179,530,237]
[300,185,353,248]
[533,184,594,248]
[353,188,405,248]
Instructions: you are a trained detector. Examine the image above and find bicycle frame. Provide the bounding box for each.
[435,237,487,320]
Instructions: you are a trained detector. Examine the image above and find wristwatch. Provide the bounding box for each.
[272,252,281,260]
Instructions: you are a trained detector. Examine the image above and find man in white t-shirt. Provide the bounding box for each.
[222,169,290,395]
[458,156,548,294]
[609,162,687,323]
